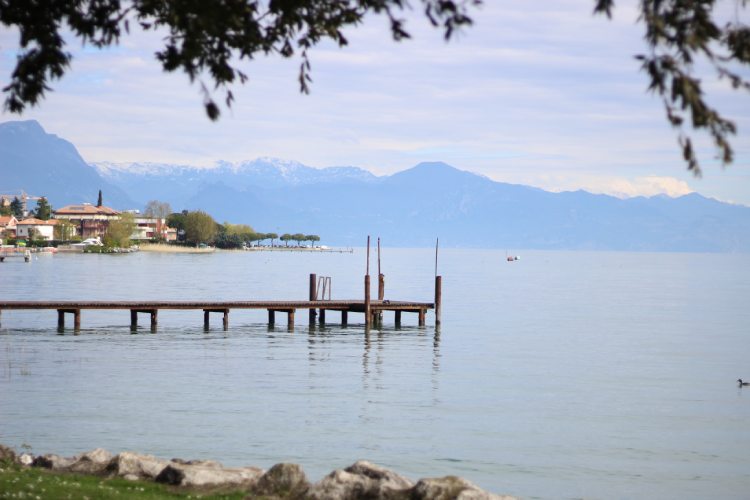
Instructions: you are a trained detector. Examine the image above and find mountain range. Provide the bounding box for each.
[2,119,749,252]
[89,158,380,210]
[0,120,137,209]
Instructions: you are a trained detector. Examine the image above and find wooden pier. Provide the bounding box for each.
[0,237,444,331]
[0,273,441,331]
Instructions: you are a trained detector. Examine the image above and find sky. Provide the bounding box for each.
[1,0,749,204]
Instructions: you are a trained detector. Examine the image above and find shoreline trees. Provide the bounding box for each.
[185,210,216,246]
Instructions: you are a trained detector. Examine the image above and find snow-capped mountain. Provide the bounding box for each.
[88,157,382,209]
[90,157,380,187]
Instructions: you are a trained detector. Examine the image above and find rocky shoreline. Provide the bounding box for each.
[0,444,518,500]
[84,245,141,254]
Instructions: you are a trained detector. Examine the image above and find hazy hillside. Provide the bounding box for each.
[0,120,138,210]
[187,162,750,252]
[4,119,748,252]
[90,157,381,208]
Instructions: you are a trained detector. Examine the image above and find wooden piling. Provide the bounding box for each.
[268,310,275,324]
[309,273,317,324]
[377,273,385,323]
[418,309,426,326]
[320,309,326,325]
[74,309,81,330]
[150,309,158,328]
[394,310,401,326]
[223,309,228,330]
[57,310,65,328]
[435,276,442,325]
[131,310,138,327]
[287,309,295,327]
[364,274,371,326]
[341,310,348,325]
[204,310,210,328]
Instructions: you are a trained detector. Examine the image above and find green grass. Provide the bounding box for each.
[0,461,248,500]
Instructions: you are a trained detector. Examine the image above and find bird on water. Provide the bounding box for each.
[738,379,750,386]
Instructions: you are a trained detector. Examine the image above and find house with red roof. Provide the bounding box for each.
[54,203,120,239]
[0,216,18,237]
[15,218,61,241]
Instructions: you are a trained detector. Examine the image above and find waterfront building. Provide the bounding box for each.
[14,218,60,241]
[0,216,18,237]
[54,203,120,239]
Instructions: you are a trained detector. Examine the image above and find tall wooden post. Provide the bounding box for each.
[309,273,317,324]
[435,276,442,326]
[377,273,385,323]
[365,236,371,326]
[364,274,371,327]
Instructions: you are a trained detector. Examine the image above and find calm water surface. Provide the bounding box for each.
[0,249,748,500]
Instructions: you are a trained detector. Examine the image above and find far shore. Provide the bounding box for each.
[140,243,217,253]
[140,243,352,253]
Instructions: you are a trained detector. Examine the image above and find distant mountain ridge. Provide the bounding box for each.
[3,119,749,252]
[90,157,383,209]
[91,157,380,187]
[0,120,137,209]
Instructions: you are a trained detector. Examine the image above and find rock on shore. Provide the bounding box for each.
[0,444,520,500]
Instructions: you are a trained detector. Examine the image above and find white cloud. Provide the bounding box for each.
[581,176,694,199]
[1,0,748,203]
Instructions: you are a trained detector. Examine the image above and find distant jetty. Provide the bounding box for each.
[246,246,352,253]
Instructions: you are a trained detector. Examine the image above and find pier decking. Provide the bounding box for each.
[0,241,443,331]
[0,299,434,330]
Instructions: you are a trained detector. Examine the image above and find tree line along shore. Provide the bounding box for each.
[1,195,322,251]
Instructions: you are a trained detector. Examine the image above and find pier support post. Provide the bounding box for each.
[288,310,295,329]
[150,309,158,328]
[435,276,442,326]
[394,310,401,327]
[131,310,137,327]
[319,309,325,326]
[268,310,275,325]
[203,309,228,329]
[341,310,348,326]
[418,309,426,326]
[56,309,81,329]
[377,274,385,323]
[309,274,317,324]
[364,275,371,327]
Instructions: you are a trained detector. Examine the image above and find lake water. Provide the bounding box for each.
[0,249,748,500]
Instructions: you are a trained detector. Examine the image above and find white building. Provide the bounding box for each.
[14,218,59,241]
[0,216,18,237]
